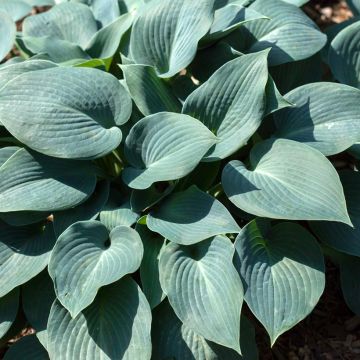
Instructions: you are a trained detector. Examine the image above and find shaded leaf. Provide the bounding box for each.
[0,289,19,339]
[4,335,48,360]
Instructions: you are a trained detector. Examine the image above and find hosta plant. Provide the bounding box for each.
[0,0,360,359]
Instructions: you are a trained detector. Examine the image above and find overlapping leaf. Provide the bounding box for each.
[235,219,325,345]
[4,335,48,360]
[0,11,15,63]
[47,277,152,360]
[222,139,351,223]
[159,235,244,353]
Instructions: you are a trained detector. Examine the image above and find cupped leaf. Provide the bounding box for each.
[121,64,182,116]
[130,0,215,78]
[53,180,109,237]
[123,112,217,190]
[47,277,152,360]
[0,148,97,212]
[329,20,360,89]
[80,0,120,27]
[0,67,132,159]
[228,0,326,66]
[183,51,269,161]
[0,11,15,62]
[0,0,31,21]
[49,221,143,317]
[311,171,360,257]
[137,221,166,309]
[152,301,258,360]
[222,139,350,224]
[234,219,325,345]
[23,2,98,50]
[159,235,244,353]
[22,270,55,348]
[4,335,48,360]
[148,186,240,245]
[274,83,360,156]
[0,220,55,297]
[0,288,19,339]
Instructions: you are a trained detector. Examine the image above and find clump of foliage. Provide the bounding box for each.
[0,0,360,358]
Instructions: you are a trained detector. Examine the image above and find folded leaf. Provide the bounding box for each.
[0,148,97,212]
[183,51,269,161]
[0,288,19,339]
[123,112,217,189]
[329,20,360,89]
[274,83,360,155]
[148,185,240,244]
[130,0,215,78]
[222,139,351,224]
[0,67,132,159]
[234,219,325,345]
[159,235,244,353]
[49,221,143,317]
[47,277,152,360]
[0,220,55,297]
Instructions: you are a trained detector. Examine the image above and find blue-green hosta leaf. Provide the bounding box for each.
[152,301,258,360]
[347,0,360,15]
[339,254,360,315]
[75,0,120,26]
[23,3,98,51]
[159,235,244,353]
[130,0,215,78]
[0,67,131,159]
[123,112,217,190]
[222,139,351,224]
[234,219,325,345]
[283,0,308,5]
[48,277,152,360]
[118,0,147,13]
[148,186,240,245]
[100,201,139,231]
[53,180,110,237]
[24,0,55,5]
[0,148,97,212]
[0,289,19,339]
[49,221,143,317]
[4,335,48,360]
[23,271,55,348]
[329,20,360,89]
[121,64,182,116]
[0,0,31,21]
[85,13,133,60]
[265,75,293,115]
[311,171,360,257]
[0,221,55,297]
[203,4,268,44]
[183,51,269,161]
[230,0,326,66]
[137,221,166,309]
[0,146,18,167]
[0,11,15,62]
[274,83,360,156]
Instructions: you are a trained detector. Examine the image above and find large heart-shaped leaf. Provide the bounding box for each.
[123,112,217,189]
[49,221,143,317]
[311,171,360,257]
[329,20,360,89]
[234,219,325,345]
[0,67,131,159]
[0,288,19,339]
[47,277,152,360]
[227,0,326,66]
[53,180,109,237]
[130,0,215,78]
[137,221,166,309]
[4,335,48,360]
[0,11,15,62]
[0,148,97,212]
[0,0,31,21]
[274,83,360,155]
[222,139,350,224]
[22,270,55,348]
[0,220,55,297]
[152,301,259,360]
[147,186,240,245]
[159,235,244,353]
[183,51,269,161]
[121,64,182,116]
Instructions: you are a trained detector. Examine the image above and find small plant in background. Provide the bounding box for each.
[0,0,359,359]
